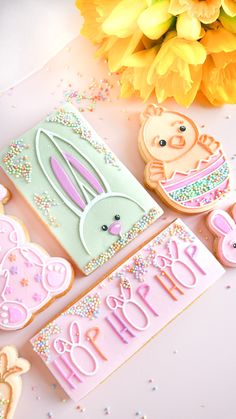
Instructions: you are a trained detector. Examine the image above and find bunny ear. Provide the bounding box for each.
[168,239,179,259]
[69,320,81,345]
[50,156,86,210]
[63,152,104,194]
[35,128,111,217]
[208,210,234,237]
[53,337,68,354]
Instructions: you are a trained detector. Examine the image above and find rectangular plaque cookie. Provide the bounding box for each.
[0,104,163,274]
[31,219,224,402]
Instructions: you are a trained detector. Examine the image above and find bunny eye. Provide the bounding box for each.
[114,214,120,220]
[101,225,108,231]
[179,125,186,132]
[232,242,236,248]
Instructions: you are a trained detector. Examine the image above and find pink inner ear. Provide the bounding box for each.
[64,152,103,194]
[212,213,232,235]
[50,156,86,210]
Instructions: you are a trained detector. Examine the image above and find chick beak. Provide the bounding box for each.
[169,135,186,149]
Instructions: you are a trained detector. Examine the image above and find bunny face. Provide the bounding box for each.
[80,193,144,256]
[208,206,236,267]
[36,129,145,257]
[139,104,199,163]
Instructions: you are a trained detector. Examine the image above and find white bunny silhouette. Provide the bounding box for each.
[54,320,98,376]
[35,129,145,256]
[106,278,150,330]
[154,239,198,288]
[208,204,236,267]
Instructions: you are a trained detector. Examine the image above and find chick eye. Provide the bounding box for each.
[159,139,167,147]
[114,214,120,220]
[179,125,186,132]
[101,225,108,231]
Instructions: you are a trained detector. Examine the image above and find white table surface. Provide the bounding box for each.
[0,2,236,419]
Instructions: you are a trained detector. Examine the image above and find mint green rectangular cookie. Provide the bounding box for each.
[0,104,163,274]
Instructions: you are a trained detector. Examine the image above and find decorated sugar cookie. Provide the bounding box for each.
[0,104,163,275]
[31,219,224,402]
[138,104,230,213]
[208,203,236,267]
[0,346,30,419]
[0,185,74,331]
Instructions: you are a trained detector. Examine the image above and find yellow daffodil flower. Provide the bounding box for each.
[219,9,236,32]
[176,12,202,40]
[169,0,221,24]
[138,0,174,40]
[102,0,146,38]
[222,0,236,16]
[201,26,236,104]
[147,35,207,106]
[120,47,159,100]
[76,0,120,43]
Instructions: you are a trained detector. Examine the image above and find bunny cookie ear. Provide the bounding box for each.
[208,209,234,237]
[35,129,110,218]
[69,320,81,345]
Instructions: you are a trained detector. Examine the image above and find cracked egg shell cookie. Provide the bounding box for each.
[207,203,236,267]
[138,104,230,214]
[31,219,224,403]
[0,185,74,331]
[0,103,163,275]
[0,346,30,419]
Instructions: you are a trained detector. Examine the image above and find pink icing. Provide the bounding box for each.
[0,213,73,330]
[31,220,224,402]
[108,221,122,236]
[163,154,225,192]
[208,205,236,267]
[50,156,86,210]
[64,152,104,194]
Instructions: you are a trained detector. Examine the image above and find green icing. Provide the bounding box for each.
[0,104,163,273]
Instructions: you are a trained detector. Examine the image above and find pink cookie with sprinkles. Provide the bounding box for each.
[0,184,74,331]
[31,219,224,403]
[138,104,231,213]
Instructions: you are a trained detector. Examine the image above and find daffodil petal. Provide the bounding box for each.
[138,0,174,39]
[107,29,143,71]
[102,0,146,37]
[222,0,236,17]
[201,27,236,53]
[168,0,188,15]
[177,12,202,40]
[219,9,236,33]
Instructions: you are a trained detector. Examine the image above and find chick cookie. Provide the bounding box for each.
[138,104,230,213]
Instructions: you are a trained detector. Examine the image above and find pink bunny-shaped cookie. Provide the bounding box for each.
[0,185,73,331]
[208,204,236,267]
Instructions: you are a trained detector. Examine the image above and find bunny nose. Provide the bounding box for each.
[169,135,186,149]
[108,221,122,236]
